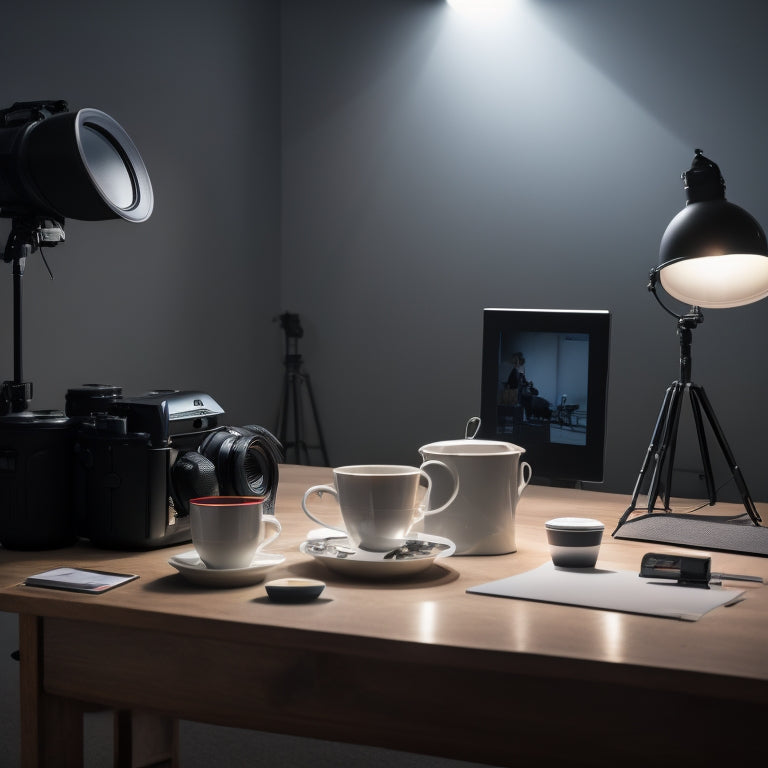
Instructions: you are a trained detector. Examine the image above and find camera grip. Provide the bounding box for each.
[171,451,220,515]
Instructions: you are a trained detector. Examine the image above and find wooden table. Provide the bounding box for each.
[1,465,767,767]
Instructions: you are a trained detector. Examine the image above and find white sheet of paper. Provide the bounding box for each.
[467,562,746,621]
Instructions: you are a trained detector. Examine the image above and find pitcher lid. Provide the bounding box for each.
[420,439,525,456]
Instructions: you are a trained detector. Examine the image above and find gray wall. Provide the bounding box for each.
[282,0,768,503]
[0,0,282,429]
[3,0,766,510]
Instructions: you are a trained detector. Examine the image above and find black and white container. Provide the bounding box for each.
[545,517,604,568]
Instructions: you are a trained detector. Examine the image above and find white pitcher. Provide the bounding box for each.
[418,438,531,555]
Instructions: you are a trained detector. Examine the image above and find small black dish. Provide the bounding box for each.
[264,577,326,603]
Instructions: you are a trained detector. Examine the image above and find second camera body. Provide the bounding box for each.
[71,386,282,549]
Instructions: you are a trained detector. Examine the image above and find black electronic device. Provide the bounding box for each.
[71,387,224,550]
[640,552,711,584]
[0,386,283,550]
[639,552,764,585]
[478,308,610,485]
[0,409,79,549]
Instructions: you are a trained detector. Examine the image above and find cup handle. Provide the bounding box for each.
[518,461,532,495]
[416,460,460,519]
[301,484,346,534]
[257,514,282,552]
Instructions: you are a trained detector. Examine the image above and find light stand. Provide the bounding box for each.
[275,312,330,466]
[614,149,768,555]
[616,279,761,529]
[1,215,64,414]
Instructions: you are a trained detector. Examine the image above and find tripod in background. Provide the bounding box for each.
[275,312,330,466]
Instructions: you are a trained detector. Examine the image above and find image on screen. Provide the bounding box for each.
[479,308,610,485]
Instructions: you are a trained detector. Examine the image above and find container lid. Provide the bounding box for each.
[545,517,604,531]
[420,439,525,456]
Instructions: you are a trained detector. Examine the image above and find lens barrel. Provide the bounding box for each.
[198,426,282,502]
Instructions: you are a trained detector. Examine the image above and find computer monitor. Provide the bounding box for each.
[478,308,611,485]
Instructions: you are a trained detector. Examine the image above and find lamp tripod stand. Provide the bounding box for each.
[616,299,762,531]
[275,312,330,466]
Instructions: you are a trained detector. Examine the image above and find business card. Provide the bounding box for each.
[24,567,139,594]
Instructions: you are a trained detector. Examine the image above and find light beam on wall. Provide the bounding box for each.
[446,0,510,14]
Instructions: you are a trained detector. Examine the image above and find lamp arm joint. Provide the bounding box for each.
[648,268,682,320]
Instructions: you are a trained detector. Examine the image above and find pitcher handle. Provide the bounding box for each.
[416,459,459,519]
[518,461,532,495]
[465,416,481,439]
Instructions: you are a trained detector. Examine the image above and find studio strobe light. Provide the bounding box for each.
[0,99,153,549]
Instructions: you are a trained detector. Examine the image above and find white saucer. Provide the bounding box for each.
[168,549,285,588]
[299,532,456,579]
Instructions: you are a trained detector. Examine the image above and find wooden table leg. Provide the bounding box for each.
[19,614,84,767]
[114,711,179,768]
[19,614,179,768]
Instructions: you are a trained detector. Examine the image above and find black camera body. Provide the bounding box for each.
[70,387,224,549]
[0,386,282,551]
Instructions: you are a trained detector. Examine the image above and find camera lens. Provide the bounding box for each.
[240,436,273,497]
[198,426,281,499]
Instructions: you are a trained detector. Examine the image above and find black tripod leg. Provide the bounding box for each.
[691,385,762,525]
[275,345,328,466]
[687,386,717,505]
[617,382,678,529]
[302,373,330,466]
[276,370,291,447]
[646,381,684,514]
[291,373,308,464]
[660,383,695,511]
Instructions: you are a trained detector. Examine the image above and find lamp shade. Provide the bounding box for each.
[656,150,768,308]
[0,100,153,223]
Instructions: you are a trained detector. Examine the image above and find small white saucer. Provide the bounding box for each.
[168,549,285,588]
[299,532,455,579]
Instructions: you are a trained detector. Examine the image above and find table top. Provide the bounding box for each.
[1,464,767,701]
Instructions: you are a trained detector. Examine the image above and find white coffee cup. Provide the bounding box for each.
[189,495,282,569]
[301,463,458,551]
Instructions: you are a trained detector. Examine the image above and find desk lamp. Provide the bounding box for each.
[614,149,768,555]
